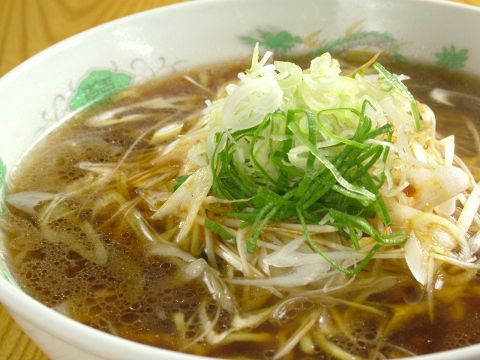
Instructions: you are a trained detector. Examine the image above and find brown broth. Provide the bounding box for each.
[2,54,480,359]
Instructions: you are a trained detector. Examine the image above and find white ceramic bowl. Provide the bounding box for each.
[1,0,480,359]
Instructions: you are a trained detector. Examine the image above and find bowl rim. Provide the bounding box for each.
[1,0,480,359]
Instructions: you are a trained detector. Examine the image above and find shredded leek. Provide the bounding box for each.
[0,159,7,214]
[372,62,421,131]
[200,49,431,274]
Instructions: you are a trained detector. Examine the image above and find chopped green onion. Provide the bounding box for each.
[316,110,367,149]
[204,218,236,244]
[173,175,190,191]
[246,204,277,253]
[373,62,421,131]
[348,223,361,250]
[297,208,381,275]
[288,121,376,201]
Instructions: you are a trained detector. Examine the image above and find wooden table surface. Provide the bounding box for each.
[0,0,479,359]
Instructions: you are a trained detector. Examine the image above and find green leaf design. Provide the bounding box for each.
[312,31,403,61]
[435,45,469,70]
[0,158,7,215]
[70,70,132,111]
[241,30,302,52]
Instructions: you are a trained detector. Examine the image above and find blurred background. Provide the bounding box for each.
[0,0,183,77]
[0,0,478,359]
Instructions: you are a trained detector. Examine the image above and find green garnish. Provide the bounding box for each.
[297,208,382,275]
[373,62,421,131]
[173,175,190,191]
[209,103,406,272]
[288,120,376,202]
[204,218,236,244]
[200,51,418,275]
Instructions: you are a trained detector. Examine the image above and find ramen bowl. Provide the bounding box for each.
[1,0,480,359]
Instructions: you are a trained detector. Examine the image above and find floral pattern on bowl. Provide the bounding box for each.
[240,22,470,69]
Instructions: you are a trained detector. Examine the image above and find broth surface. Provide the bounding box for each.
[2,55,480,359]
